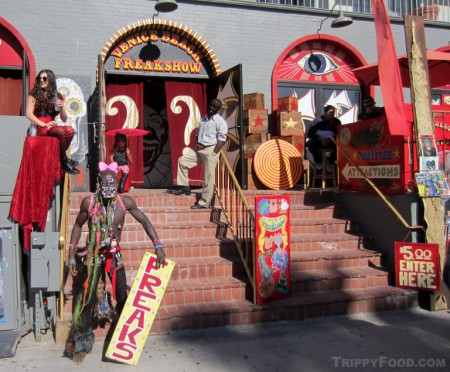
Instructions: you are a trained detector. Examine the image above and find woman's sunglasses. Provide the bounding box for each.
[38,76,48,83]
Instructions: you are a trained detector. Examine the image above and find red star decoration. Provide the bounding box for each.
[253,115,266,127]
[279,100,288,112]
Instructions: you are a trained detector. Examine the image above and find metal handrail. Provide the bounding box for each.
[214,150,257,303]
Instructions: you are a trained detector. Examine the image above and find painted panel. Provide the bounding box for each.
[255,195,290,305]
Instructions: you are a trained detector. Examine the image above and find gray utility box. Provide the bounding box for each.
[30,232,60,292]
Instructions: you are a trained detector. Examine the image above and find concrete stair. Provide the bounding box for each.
[61,188,417,340]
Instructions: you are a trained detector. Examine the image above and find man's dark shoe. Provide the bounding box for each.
[191,203,207,209]
[61,162,80,175]
[169,187,191,196]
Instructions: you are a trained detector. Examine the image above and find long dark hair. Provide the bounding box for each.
[111,133,127,154]
[30,69,59,112]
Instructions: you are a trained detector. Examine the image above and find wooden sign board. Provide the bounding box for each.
[395,242,440,291]
[106,252,175,365]
[255,195,291,304]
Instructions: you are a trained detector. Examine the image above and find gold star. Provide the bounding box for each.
[283,117,298,129]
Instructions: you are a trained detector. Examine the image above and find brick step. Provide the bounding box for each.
[67,203,344,223]
[68,189,337,209]
[69,217,353,243]
[291,249,381,271]
[162,277,246,307]
[291,266,389,293]
[149,286,416,334]
[80,286,416,340]
[289,233,371,251]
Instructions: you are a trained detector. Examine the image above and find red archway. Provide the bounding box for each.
[0,17,36,88]
[271,34,368,116]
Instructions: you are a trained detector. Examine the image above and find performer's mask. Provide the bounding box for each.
[100,172,118,199]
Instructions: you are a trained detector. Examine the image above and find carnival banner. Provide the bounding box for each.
[338,116,404,194]
[255,195,290,305]
[395,242,440,291]
[106,252,175,365]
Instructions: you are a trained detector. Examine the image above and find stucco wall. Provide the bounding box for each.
[2,0,448,108]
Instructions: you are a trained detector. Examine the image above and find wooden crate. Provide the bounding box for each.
[278,96,298,112]
[243,93,265,110]
[275,135,305,157]
[278,111,304,136]
[244,133,270,159]
[243,108,269,134]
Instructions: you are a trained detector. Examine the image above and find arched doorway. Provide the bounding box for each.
[0,17,36,116]
[98,19,243,189]
[272,34,367,132]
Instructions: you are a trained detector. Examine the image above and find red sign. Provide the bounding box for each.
[255,195,291,304]
[395,242,440,291]
[337,116,404,194]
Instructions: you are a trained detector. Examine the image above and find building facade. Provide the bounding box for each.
[1,0,450,192]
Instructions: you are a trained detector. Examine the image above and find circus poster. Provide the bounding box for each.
[255,195,291,305]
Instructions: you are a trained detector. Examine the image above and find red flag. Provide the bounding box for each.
[371,0,408,136]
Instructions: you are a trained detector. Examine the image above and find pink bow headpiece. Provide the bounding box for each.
[99,162,118,174]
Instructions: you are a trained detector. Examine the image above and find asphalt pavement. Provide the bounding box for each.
[1,307,450,371]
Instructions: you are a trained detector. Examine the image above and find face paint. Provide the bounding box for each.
[100,172,118,199]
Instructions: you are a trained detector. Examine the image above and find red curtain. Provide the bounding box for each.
[0,73,22,115]
[106,81,144,186]
[165,81,207,186]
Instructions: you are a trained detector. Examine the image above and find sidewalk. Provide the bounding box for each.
[1,308,450,371]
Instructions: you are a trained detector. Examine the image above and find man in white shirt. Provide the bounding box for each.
[169,98,228,209]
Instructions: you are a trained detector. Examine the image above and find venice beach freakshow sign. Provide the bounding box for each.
[101,20,221,78]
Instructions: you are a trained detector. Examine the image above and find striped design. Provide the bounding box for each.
[253,139,303,190]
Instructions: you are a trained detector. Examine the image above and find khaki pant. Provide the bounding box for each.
[177,146,219,207]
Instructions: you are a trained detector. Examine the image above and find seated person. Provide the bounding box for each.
[358,96,382,121]
[306,105,341,172]
[26,69,79,175]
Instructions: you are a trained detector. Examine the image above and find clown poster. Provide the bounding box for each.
[255,195,291,305]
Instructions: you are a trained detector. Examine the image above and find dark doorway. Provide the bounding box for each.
[143,81,173,188]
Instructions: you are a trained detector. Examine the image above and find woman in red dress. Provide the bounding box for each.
[25,69,80,175]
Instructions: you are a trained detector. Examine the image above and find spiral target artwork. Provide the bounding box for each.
[253,139,303,190]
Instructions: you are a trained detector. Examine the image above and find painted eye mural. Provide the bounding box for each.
[297,52,339,75]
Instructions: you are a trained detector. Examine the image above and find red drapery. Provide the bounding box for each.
[9,137,61,251]
[371,0,408,137]
[106,81,144,187]
[165,81,207,186]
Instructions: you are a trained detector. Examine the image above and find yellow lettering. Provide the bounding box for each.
[111,48,124,58]
[119,42,130,54]
[134,59,143,70]
[161,31,171,43]
[165,61,172,72]
[170,34,179,46]
[172,61,181,73]
[153,60,164,71]
[123,58,134,70]
[399,271,409,286]
[149,30,158,41]
[143,60,153,71]
[114,59,123,69]
[189,62,202,73]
